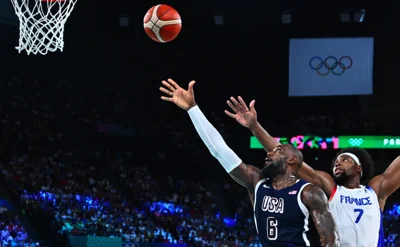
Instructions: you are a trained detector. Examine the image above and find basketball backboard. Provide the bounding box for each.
[0,0,18,25]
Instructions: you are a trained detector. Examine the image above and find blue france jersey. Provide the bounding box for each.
[253,178,319,247]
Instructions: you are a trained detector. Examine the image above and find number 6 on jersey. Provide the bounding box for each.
[267,217,278,240]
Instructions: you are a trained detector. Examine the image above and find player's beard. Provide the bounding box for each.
[334,172,350,186]
[261,158,286,179]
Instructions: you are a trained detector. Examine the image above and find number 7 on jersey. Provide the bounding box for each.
[354,208,364,224]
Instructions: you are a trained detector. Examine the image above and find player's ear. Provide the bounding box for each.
[356,165,363,174]
[287,156,298,165]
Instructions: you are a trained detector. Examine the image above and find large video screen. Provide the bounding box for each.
[250,135,400,149]
[288,37,374,97]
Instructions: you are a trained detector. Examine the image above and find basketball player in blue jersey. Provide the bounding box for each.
[159,79,339,247]
[225,96,400,247]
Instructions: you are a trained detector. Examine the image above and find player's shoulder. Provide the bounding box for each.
[362,185,379,199]
[292,179,314,191]
[301,183,323,194]
[301,183,328,207]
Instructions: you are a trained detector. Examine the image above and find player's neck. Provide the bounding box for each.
[342,178,361,189]
[271,173,297,190]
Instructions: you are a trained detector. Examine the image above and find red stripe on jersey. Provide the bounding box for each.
[329,185,337,202]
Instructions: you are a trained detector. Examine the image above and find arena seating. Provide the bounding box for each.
[0,74,398,246]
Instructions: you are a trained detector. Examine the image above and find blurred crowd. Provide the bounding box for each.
[0,74,397,247]
[384,205,400,247]
[0,75,261,246]
[0,210,35,247]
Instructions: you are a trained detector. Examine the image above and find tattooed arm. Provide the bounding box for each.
[301,184,339,247]
[230,164,262,207]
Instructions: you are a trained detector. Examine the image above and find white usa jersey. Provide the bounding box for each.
[329,185,384,247]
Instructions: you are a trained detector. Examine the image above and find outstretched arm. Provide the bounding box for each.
[225,97,336,196]
[188,105,262,189]
[369,156,400,210]
[302,184,339,247]
[160,79,261,191]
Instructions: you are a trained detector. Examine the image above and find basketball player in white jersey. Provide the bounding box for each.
[225,96,400,247]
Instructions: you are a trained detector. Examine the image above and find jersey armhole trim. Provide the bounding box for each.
[366,185,383,212]
[297,183,311,246]
[253,178,268,212]
[365,185,374,192]
[253,178,268,235]
[329,185,337,202]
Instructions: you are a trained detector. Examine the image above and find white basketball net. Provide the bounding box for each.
[10,0,78,55]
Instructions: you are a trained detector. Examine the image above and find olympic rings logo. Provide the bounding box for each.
[348,138,363,146]
[309,56,353,76]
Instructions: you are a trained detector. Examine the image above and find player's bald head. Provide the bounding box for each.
[281,144,303,167]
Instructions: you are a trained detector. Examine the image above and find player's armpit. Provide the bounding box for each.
[302,184,339,247]
[229,163,262,190]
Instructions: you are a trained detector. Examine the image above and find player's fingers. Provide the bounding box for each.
[230,97,241,109]
[188,80,196,92]
[167,78,181,89]
[159,87,173,96]
[249,100,256,111]
[224,110,236,119]
[162,80,176,92]
[161,96,173,102]
[226,100,238,113]
[238,96,249,111]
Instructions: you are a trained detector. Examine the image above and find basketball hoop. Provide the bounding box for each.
[10,0,78,55]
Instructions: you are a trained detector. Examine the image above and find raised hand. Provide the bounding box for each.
[225,96,257,128]
[160,78,197,111]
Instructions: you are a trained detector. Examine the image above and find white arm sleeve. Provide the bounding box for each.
[187,105,242,173]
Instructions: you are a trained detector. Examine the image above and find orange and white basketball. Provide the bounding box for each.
[143,4,182,43]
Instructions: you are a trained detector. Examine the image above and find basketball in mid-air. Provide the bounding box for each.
[143,4,182,43]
